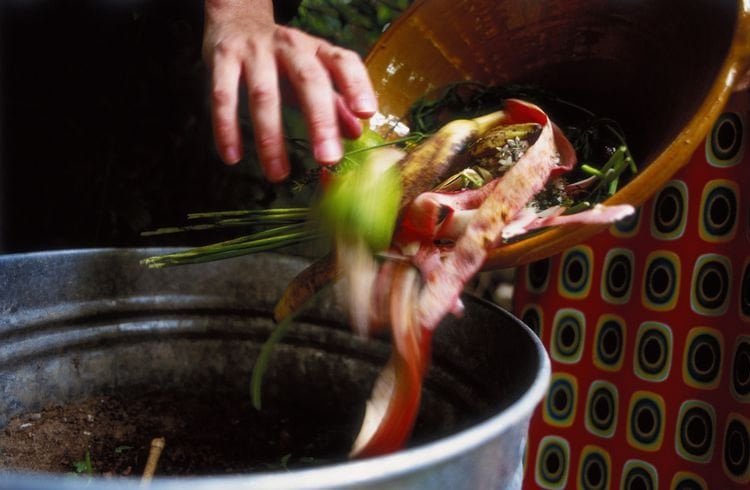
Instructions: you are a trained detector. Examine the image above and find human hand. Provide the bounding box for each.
[202,0,378,182]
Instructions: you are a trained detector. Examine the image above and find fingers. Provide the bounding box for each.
[337,95,365,140]
[318,43,377,119]
[210,35,290,181]
[275,28,342,165]
[210,41,244,165]
[243,45,290,182]
[207,25,379,180]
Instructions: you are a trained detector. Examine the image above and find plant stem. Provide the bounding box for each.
[250,286,329,410]
[142,209,311,237]
[141,224,322,268]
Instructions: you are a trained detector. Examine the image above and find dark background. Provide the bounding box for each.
[0,0,411,253]
[0,0,304,253]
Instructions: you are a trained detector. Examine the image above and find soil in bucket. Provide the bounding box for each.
[0,390,361,477]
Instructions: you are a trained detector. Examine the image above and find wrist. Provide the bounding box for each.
[205,0,274,23]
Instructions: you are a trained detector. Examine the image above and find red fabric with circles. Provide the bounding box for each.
[514,90,750,490]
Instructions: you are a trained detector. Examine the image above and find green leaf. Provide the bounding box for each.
[72,450,94,476]
[318,147,402,252]
[250,286,330,411]
[251,313,296,411]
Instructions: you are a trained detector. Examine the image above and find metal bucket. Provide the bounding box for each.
[0,249,549,489]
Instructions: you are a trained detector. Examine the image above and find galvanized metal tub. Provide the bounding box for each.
[0,249,549,489]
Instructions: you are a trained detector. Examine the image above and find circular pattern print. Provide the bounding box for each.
[594,315,626,371]
[634,322,673,382]
[627,392,665,451]
[671,472,707,490]
[676,401,716,463]
[535,436,570,489]
[740,262,750,319]
[551,309,585,364]
[699,181,738,241]
[527,258,552,293]
[651,181,688,240]
[612,206,641,238]
[732,337,750,402]
[621,460,657,490]
[518,96,750,490]
[683,327,723,389]
[520,304,543,338]
[578,446,610,490]
[706,111,745,167]
[558,246,593,300]
[642,252,680,311]
[601,249,634,305]
[690,255,731,316]
[723,415,750,483]
[585,381,618,438]
[544,373,577,428]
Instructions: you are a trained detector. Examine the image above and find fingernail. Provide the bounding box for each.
[265,159,290,183]
[225,146,240,164]
[352,95,376,114]
[315,139,342,164]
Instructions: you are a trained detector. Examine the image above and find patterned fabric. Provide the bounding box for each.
[514,90,750,490]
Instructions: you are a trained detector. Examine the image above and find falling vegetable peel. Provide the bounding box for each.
[309,99,635,457]
[141,95,636,460]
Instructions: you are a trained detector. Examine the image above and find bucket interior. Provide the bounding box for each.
[0,250,546,480]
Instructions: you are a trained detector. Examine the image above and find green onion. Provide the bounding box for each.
[141,223,321,268]
[250,286,329,410]
[251,313,295,411]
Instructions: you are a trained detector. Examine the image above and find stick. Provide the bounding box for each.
[140,437,166,486]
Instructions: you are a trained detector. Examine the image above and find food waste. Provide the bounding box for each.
[279,99,634,457]
[143,96,636,459]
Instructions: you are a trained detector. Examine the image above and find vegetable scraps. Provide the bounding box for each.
[339,99,634,457]
[142,85,637,459]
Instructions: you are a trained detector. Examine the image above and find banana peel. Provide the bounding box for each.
[398,110,506,205]
[273,110,507,323]
[272,252,338,322]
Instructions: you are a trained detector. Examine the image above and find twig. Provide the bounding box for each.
[140,437,166,486]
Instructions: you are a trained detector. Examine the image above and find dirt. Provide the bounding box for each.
[0,391,355,478]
